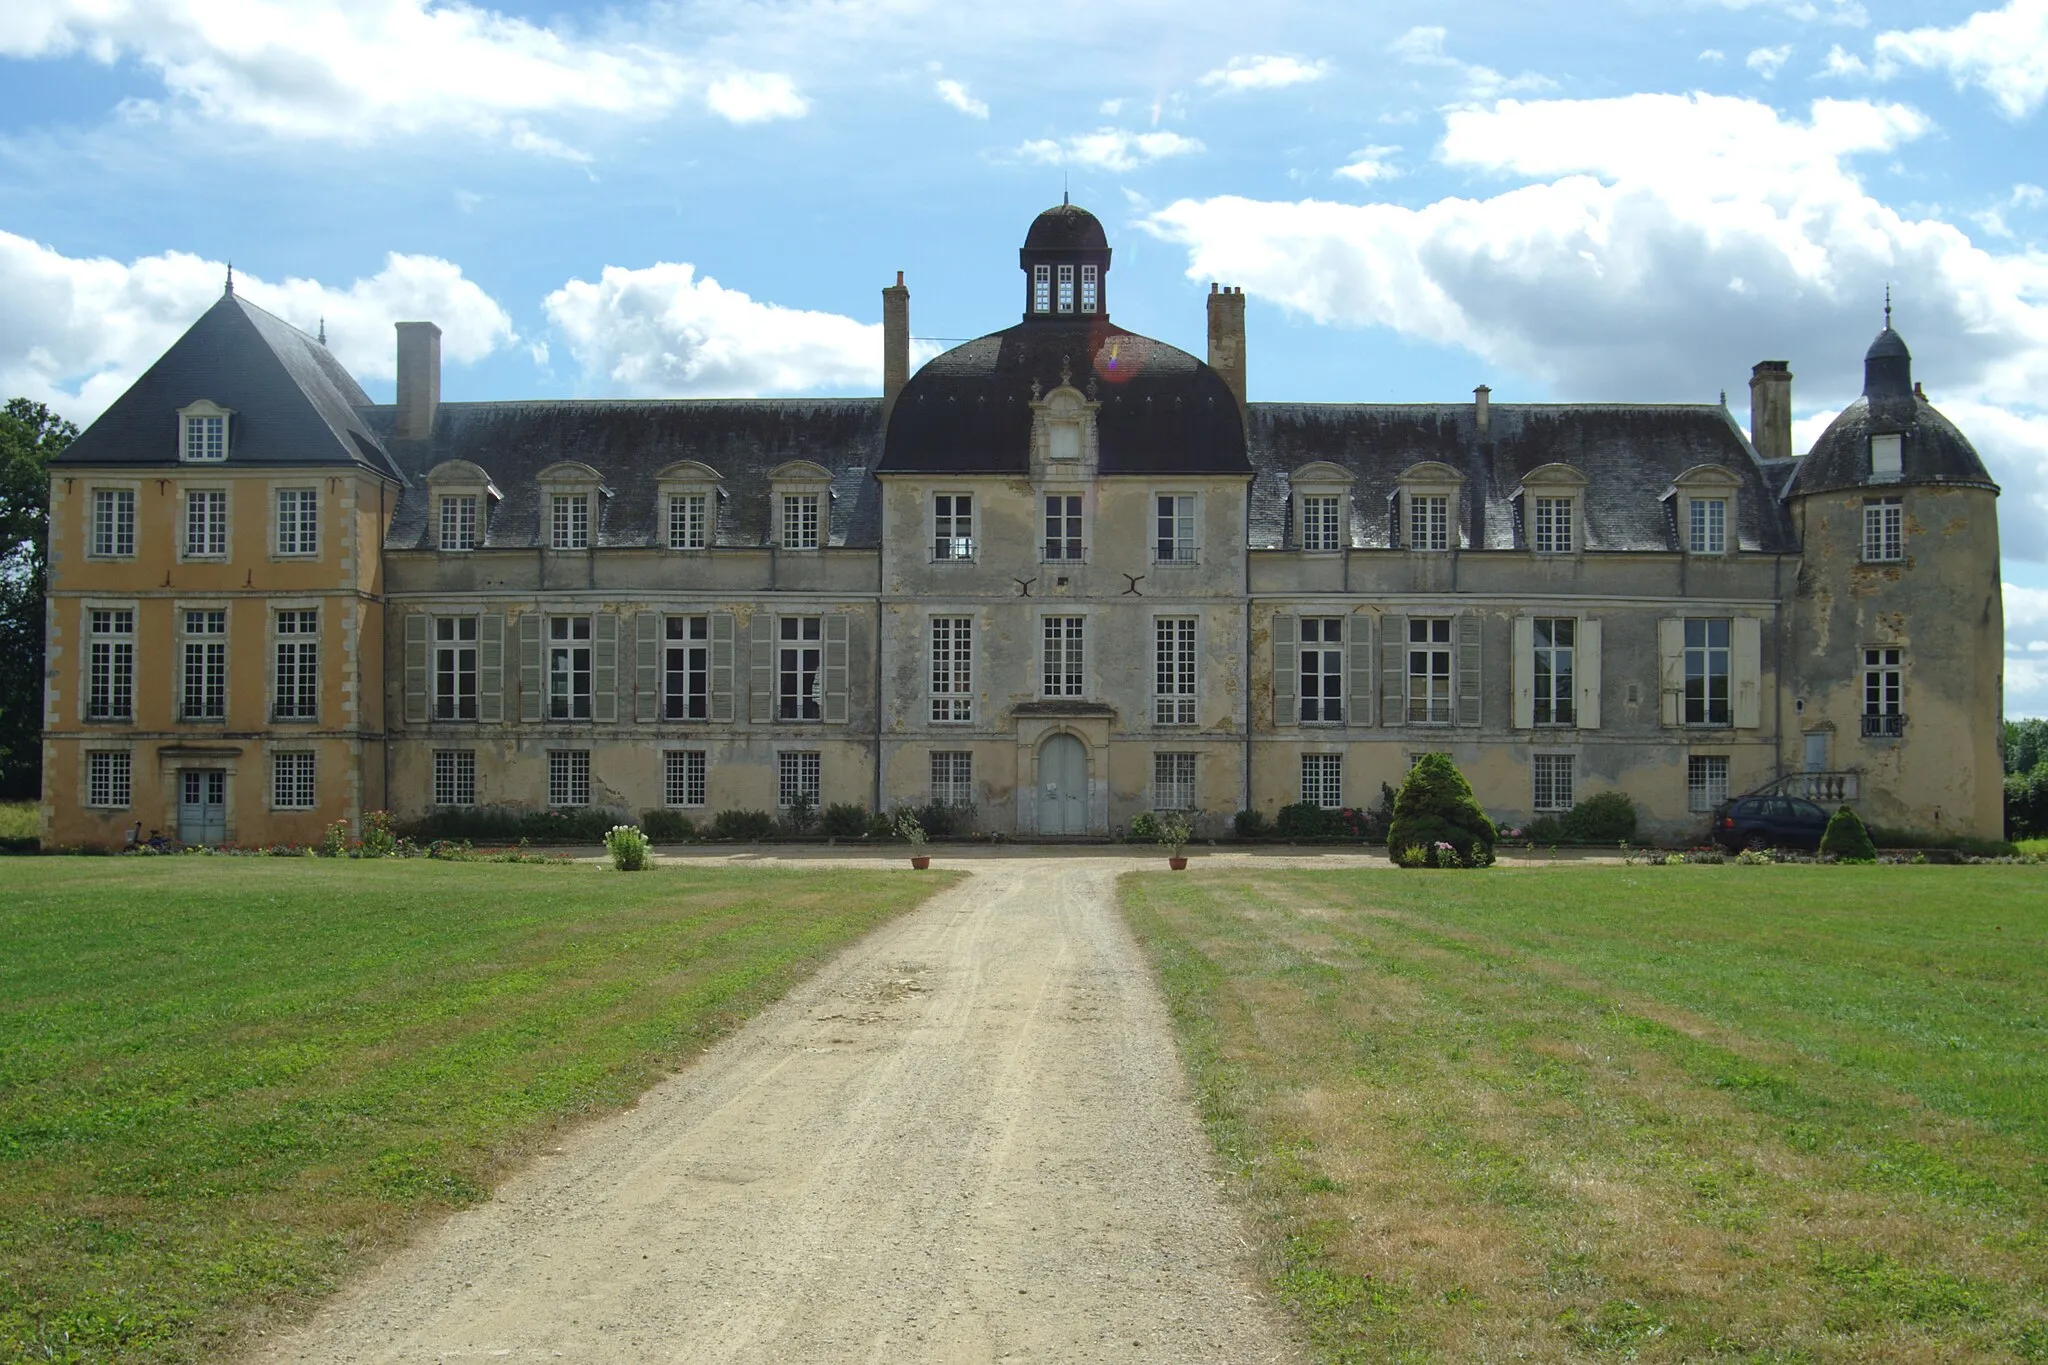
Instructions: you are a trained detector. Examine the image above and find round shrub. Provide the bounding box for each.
[1275,801,1339,839]
[1386,753,1496,868]
[604,824,650,871]
[1128,811,1163,842]
[1561,790,1638,844]
[1819,805,1877,862]
[821,803,871,838]
[1233,808,1273,840]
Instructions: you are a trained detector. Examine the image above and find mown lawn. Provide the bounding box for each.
[0,857,955,1363]
[1123,865,2048,1363]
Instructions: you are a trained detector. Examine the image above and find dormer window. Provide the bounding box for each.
[655,461,724,552]
[1080,265,1099,314]
[425,460,500,553]
[1050,423,1081,461]
[1302,496,1342,551]
[769,461,833,550]
[1410,495,1450,550]
[441,495,479,551]
[1290,462,1354,553]
[1033,265,1052,313]
[535,461,607,553]
[1394,462,1466,552]
[1870,433,1903,480]
[1517,464,1588,556]
[1669,465,1742,558]
[782,494,819,549]
[178,401,231,463]
[1057,264,1075,313]
[1688,498,1726,555]
[552,494,590,550]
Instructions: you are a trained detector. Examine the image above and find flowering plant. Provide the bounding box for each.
[605,824,650,871]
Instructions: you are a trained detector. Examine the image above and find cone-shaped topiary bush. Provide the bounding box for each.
[1819,805,1877,861]
[1387,753,1496,867]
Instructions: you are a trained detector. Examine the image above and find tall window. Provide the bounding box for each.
[1863,647,1903,736]
[1044,495,1083,561]
[931,751,974,806]
[1057,263,1075,313]
[1300,495,1341,552]
[434,617,478,721]
[778,751,821,808]
[1407,617,1454,723]
[1870,433,1903,479]
[1687,755,1729,812]
[779,617,822,721]
[440,494,479,551]
[87,609,134,720]
[273,752,316,810]
[1299,618,1344,723]
[87,751,131,807]
[1154,495,1197,563]
[1863,499,1903,562]
[933,494,974,560]
[781,493,820,550]
[181,609,227,721]
[1532,753,1574,812]
[434,750,477,805]
[1409,494,1449,551]
[930,617,973,722]
[665,616,709,721]
[668,493,708,550]
[548,750,590,806]
[1154,752,1195,810]
[1043,616,1085,697]
[91,489,135,557]
[185,490,227,557]
[276,488,318,556]
[1154,617,1197,725]
[1080,264,1099,313]
[1688,497,1727,555]
[274,609,319,720]
[1532,497,1573,554]
[551,494,590,550]
[548,617,592,720]
[1683,618,1731,725]
[1533,618,1575,726]
[1301,753,1343,809]
[665,750,707,807]
[1033,264,1051,312]
[184,414,225,462]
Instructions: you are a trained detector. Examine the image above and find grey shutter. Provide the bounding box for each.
[634,611,658,723]
[1577,618,1602,730]
[823,613,850,725]
[518,611,543,723]
[1658,618,1685,726]
[1347,614,1372,727]
[1271,614,1297,727]
[1381,614,1406,727]
[1732,616,1762,729]
[1512,615,1535,730]
[591,612,618,723]
[402,611,429,725]
[477,611,504,723]
[710,612,736,724]
[749,611,774,724]
[1457,612,1483,727]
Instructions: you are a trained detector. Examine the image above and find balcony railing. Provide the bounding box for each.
[1772,771,1861,804]
[1861,713,1907,738]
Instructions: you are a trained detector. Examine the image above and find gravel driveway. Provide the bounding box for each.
[256,857,1301,1364]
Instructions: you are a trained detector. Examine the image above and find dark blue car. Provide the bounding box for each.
[1712,795,1832,851]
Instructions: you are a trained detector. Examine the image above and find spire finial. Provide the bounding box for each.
[224,260,234,296]
[1063,172,1069,207]
[317,317,326,346]
[1884,283,1892,329]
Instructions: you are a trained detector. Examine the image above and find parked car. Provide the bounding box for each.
[1711,794,1833,851]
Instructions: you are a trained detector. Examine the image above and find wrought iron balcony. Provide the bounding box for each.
[1861,713,1906,738]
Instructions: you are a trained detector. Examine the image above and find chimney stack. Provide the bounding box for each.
[882,272,910,424]
[1474,385,1491,438]
[1749,360,1793,463]
[1206,283,1247,416]
[395,321,442,440]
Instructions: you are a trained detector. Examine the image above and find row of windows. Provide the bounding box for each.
[1031,263,1101,315]
[1292,752,1732,816]
[85,607,320,722]
[88,486,323,561]
[444,490,826,553]
[83,750,319,810]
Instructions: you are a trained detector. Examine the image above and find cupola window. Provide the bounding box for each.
[1057,265,1075,313]
[1080,265,1099,313]
[1033,265,1051,313]
[1870,433,1902,480]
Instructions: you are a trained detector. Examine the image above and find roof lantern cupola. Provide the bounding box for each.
[1019,199,1111,323]
[1864,287,1913,400]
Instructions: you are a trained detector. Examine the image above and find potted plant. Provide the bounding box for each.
[895,810,930,869]
[1156,812,1193,870]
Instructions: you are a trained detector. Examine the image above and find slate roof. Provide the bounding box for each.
[1245,402,1799,553]
[1787,327,1997,498]
[56,292,399,480]
[375,399,884,550]
[1023,203,1110,254]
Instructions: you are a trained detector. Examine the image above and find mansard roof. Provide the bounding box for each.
[1245,402,1799,553]
[374,399,883,550]
[56,292,400,480]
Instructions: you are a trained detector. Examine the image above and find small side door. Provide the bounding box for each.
[178,770,227,845]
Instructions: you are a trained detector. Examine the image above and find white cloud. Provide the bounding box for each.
[1388,26,1555,99]
[1098,97,1126,116]
[542,261,884,397]
[1701,48,1728,63]
[1821,44,1871,78]
[1198,54,1330,92]
[1335,146,1401,184]
[507,121,592,164]
[2015,183,2048,208]
[704,71,809,125]
[1747,44,1794,76]
[1017,128,1204,172]
[935,78,988,119]
[2009,583,2048,717]
[0,230,514,421]
[1874,0,2048,117]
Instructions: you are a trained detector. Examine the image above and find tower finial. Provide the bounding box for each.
[1884,283,1892,329]
[317,317,327,346]
[1063,172,1069,207]
[225,260,234,296]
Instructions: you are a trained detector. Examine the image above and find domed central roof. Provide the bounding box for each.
[1865,327,1910,362]
[1024,202,1109,253]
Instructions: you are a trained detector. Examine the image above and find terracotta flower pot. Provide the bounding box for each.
[910,855,931,870]
[1168,855,1188,871]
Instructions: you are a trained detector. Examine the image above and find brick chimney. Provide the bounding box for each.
[395,321,441,440]
[882,272,910,424]
[1474,385,1491,438]
[1749,360,1793,463]
[1206,283,1247,415]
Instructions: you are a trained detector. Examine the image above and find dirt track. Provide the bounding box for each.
[256,857,1302,1364]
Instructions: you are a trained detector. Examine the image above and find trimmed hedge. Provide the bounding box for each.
[1820,805,1877,861]
[396,807,626,844]
[1387,754,1495,867]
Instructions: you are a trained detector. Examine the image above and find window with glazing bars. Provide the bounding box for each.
[548,750,590,806]
[1080,265,1099,312]
[1863,648,1903,717]
[1299,617,1343,723]
[1408,493,1449,550]
[1057,264,1075,312]
[1154,618,1197,724]
[779,617,822,720]
[1687,755,1729,812]
[930,750,974,806]
[551,494,590,550]
[185,490,227,557]
[933,494,974,560]
[665,750,706,807]
[1300,495,1341,552]
[88,750,130,807]
[434,750,476,805]
[1033,264,1051,312]
[1154,495,1197,563]
[273,752,316,809]
[781,493,820,549]
[1532,753,1574,811]
[181,609,226,720]
[1407,617,1453,723]
[92,489,135,557]
[87,609,134,720]
[1534,617,1575,725]
[274,610,319,719]
[185,414,224,461]
[668,492,708,550]
[440,494,478,551]
[1688,497,1727,554]
[1044,495,1083,560]
[1301,753,1342,809]
[276,488,318,556]
[1863,499,1903,562]
[930,617,973,722]
[548,616,591,720]
[1684,618,1731,725]
[1043,616,1085,697]
[778,751,821,808]
[665,616,709,720]
[1154,752,1195,810]
[435,617,477,720]
[1532,497,1573,554]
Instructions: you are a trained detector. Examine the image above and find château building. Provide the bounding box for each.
[40,203,2005,846]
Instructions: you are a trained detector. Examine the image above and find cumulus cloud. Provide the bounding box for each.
[704,70,809,125]
[2008,582,2048,716]
[1873,0,2048,117]
[1017,128,1204,172]
[0,231,514,421]
[1388,26,1555,99]
[1747,44,1793,76]
[935,78,988,119]
[1198,54,1330,92]
[1335,146,1401,184]
[1821,44,1871,78]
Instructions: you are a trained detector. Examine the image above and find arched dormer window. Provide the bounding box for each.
[656,461,724,551]
[1393,462,1466,552]
[1290,462,1353,553]
[769,461,832,550]
[426,460,500,552]
[536,461,608,552]
[1028,376,1100,477]
[1665,465,1743,556]
[1516,463,1589,555]
[178,400,232,463]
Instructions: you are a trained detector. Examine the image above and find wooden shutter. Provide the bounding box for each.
[402,611,429,724]
[823,613,850,724]
[710,612,735,724]
[634,611,658,723]
[590,612,618,723]
[1271,614,1297,727]
[749,612,774,724]
[1347,613,1372,727]
[518,611,543,723]
[1511,615,1535,730]
[1732,616,1762,729]
[1381,614,1406,727]
[477,611,504,723]
[1658,618,1685,726]
[1577,619,1602,730]
[1456,612,1483,727]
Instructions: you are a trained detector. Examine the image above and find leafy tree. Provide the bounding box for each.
[1819,805,1877,861]
[0,399,76,799]
[2005,718,2048,776]
[1386,752,1496,868]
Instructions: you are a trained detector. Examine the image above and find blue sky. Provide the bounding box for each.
[3,0,2044,713]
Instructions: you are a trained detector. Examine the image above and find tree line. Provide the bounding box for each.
[1,399,77,800]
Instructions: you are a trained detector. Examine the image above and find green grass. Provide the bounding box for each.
[0,857,955,1363]
[1122,865,2048,1363]
[0,801,35,842]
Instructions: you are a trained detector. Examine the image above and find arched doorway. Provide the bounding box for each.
[1037,733,1089,836]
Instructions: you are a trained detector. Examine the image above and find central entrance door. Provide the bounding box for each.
[1037,734,1088,836]
[179,769,226,845]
